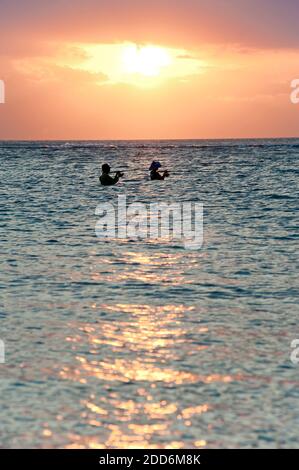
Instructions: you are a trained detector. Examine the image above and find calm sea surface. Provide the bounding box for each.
[0,139,298,448]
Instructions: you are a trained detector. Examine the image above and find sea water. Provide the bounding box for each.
[0,139,298,448]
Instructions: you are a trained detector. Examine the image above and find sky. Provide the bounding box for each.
[0,0,298,139]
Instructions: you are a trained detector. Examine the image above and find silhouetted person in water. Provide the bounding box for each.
[100,163,124,186]
[149,161,169,180]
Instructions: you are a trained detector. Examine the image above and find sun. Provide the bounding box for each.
[121,44,172,77]
[62,42,204,88]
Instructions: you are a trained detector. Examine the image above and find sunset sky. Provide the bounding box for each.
[0,0,298,139]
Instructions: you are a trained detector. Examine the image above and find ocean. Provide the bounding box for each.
[0,139,298,448]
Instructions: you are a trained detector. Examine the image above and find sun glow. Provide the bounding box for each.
[121,45,172,77]
[45,42,205,88]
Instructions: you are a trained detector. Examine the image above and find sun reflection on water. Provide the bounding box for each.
[54,302,241,448]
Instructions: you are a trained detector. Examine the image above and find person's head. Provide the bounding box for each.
[102,163,111,174]
[149,161,162,172]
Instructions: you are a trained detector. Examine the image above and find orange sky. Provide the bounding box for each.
[0,0,298,139]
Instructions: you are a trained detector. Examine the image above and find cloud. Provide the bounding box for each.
[12,59,108,85]
[177,54,198,60]
[0,0,298,51]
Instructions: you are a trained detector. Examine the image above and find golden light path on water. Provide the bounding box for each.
[53,297,239,449]
[38,247,244,449]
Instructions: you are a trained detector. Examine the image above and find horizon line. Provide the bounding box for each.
[1,135,299,142]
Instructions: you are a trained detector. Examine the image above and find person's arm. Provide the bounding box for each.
[112,173,120,184]
[154,171,169,180]
[100,173,119,185]
[151,171,164,180]
[158,171,168,180]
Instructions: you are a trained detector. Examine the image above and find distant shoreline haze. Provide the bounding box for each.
[1,137,299,142]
